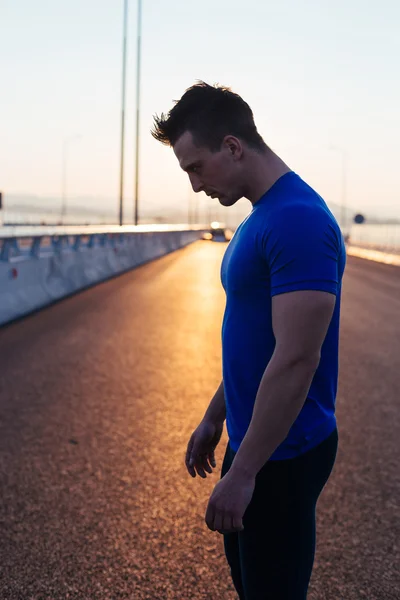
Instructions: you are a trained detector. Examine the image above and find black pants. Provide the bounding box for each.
[221,427,338,600]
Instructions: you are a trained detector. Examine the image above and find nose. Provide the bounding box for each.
[189,173,204,194]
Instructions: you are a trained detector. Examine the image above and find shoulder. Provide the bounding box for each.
[272,190,336,224]
[257,200,342,263]
[268,184,340,235]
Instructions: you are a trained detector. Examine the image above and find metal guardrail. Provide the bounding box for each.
[349,223,400,255]
[0,223,207,238]
[0,224,208,263]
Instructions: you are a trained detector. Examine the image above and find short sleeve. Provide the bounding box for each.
[260,205,342,297]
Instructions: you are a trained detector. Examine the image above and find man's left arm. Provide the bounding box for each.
[230,289,336,479]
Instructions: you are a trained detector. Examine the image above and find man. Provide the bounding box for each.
[151,82,346,600]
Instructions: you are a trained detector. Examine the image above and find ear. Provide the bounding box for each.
[222,135,243,160]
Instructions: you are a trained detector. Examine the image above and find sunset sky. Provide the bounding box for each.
[1,0,399,223]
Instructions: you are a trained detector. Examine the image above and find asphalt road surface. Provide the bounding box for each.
[0,241,399,599]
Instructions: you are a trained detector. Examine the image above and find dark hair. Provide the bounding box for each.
[151,81,266,152]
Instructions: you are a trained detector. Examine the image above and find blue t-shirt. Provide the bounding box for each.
[221,171,346,460]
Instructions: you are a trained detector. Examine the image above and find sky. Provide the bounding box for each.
[1,0,399,224]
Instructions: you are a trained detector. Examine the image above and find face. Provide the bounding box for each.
[173,131,244,207]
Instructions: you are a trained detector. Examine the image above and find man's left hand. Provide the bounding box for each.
[205,468,256,534]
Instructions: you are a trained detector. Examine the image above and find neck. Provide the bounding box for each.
[242,147,291,205]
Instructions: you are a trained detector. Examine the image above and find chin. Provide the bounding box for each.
[219,194,240,207]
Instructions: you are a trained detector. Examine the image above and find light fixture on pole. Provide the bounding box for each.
[61,134,82,225]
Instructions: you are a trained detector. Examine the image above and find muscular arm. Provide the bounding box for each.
[230,290,336,478]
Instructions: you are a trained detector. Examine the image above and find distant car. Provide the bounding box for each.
[202,227,233,242]
[211,227,228,241]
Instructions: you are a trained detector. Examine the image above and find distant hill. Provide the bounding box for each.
[1,192,398,226]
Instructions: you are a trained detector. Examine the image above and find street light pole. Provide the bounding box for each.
[330,146,347,232]
[61,139,68,223]
[188,181,192,225]
[133,0,142,226]
[61,135,81,224]
[119,0,129,226]
[340,150,347,232]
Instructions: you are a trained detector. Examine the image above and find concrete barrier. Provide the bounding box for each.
[0,225,206,326]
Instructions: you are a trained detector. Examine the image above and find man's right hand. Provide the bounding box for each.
[185,419,224,479]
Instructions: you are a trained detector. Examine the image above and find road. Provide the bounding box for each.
[0,241,399,599]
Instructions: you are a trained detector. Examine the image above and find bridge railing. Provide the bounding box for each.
[0,224,208,326]
[0,224,207,262]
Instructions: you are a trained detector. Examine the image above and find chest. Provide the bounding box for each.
[221,225,270,295]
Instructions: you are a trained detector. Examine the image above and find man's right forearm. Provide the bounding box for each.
[203,380,226,424]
